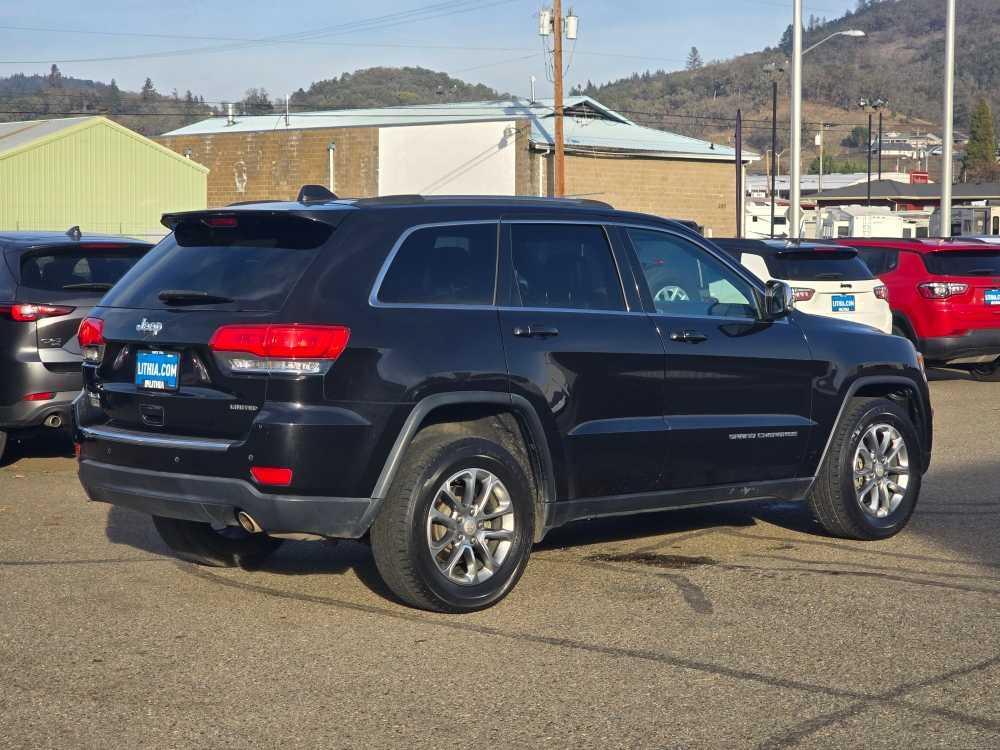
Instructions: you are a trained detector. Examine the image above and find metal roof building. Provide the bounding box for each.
[158,97,753,235]
[0,116,207,237]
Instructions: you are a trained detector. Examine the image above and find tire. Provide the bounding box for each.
[967,358,1000,382]
[807,397,922,540]
[151,515,282,568]
[371,431,535,613]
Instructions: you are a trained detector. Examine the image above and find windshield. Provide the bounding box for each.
[923,250,1000,277]
[763,251,874,282]
[101,214,332,311]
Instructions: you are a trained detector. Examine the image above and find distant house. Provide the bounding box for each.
[0,116,206,236]
[157,97,756,236]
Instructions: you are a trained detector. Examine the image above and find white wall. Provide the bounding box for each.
[377,121,516,196]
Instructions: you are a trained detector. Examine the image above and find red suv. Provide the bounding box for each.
[847,238,1000,380]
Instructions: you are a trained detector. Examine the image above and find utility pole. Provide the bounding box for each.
[552,0,565,197]
[816,126,824,194]
[877,109,884,179]
[941,0,956,237]
[867,111,873,206]
[736,109,743,238]
[789,0,803,238]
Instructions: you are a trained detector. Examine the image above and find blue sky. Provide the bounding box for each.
[0,1,858,103]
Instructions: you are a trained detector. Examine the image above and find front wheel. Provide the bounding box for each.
[371,432,535,613]
[967,357,1000,382]
[808,397,922,540]
[152,515,282,568]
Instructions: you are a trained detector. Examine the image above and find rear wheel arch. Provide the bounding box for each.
[891,313,918,345]
[370,392,557,542]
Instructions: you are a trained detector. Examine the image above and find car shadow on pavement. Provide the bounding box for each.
[0,430,74,468]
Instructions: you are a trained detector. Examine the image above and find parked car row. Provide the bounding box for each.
[9,195,995,612]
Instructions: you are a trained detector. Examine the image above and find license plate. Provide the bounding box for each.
[831,294,856,313]
[135,350,180,391]
[986,289,1000,306]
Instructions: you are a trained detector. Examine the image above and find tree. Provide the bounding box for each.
[779,24,793,56]
[685,47,703,71]
[963,98,998,182]
[104,79,122,113]
[140,77,156,101]
[842,125,870,148]
[47,64,62,88]
[241,87,274,114]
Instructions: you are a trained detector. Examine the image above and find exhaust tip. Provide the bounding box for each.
[43,414,63,429]
[236,510,263,534]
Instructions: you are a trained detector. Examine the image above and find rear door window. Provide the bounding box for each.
[377,223,498,306]
[19,244,149,293]
[101,214,331,311]
[509,224,625,311]
[854,247,899,276]
[762,251,874,281]
[923,250,1000,277]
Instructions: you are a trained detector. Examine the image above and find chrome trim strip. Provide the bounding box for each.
[79,425,235,452]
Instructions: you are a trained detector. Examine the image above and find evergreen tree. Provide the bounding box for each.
[963,98,998,182]
[47,64,62,87]
[140,77,156,101]
[685,47,703,71]
[105,79,122,113]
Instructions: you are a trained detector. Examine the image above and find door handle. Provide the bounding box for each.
[513,325,560,338]
[669,330,708,344]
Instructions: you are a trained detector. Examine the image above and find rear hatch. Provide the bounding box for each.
[91,212,335,440]
[762,248,886,326]
[922,249,1000,329]
[11,242,151,372]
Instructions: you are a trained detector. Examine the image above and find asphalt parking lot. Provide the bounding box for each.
[2,370,998,749]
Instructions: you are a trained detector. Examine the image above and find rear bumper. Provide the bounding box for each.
[79,458,377,539]
[0,389,78,430]
[919,329,1000,363]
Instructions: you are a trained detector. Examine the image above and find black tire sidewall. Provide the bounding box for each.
[405,440,534,611]
[968,358,1000,382]
[836,401,922,538]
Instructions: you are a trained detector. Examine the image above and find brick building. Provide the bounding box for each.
[157,97,753,236]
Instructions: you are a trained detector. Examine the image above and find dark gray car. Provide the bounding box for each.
[0,230,151,462]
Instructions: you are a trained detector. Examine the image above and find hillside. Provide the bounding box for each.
[575,0,1000,173]
[289,66,504,110]
[0,66,503,137]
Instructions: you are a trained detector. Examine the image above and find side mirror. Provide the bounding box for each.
[764,280,795,319]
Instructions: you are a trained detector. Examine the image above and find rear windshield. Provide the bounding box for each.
[101,214,332,311]
[923,250,1000,277]
[763,251,874,282]
[19,244,148,292]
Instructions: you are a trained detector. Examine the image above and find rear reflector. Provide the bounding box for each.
[23,392,55,401]
[209,324,350,375]
[4,303,75,322]
[250,466,293,486]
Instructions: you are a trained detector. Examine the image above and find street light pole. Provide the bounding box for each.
[878,109,884,179]
[789,0,803,238]
[941,0,956,237]
[867,111,873,206]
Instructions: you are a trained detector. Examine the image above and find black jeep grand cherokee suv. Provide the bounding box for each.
[76,196,932,612]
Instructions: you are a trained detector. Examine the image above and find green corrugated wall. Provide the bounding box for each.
[0,118,207,239]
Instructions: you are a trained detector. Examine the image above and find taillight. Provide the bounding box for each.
[209,324,350,375]
[874,285,889,301]
[1,303,75,322]
[23,391,55,402]
[792,287,815,302]
[77,317,106,364]
[918,282,968,299]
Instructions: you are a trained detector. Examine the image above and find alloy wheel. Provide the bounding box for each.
[426,468,516,585]
[853,422,910,519]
